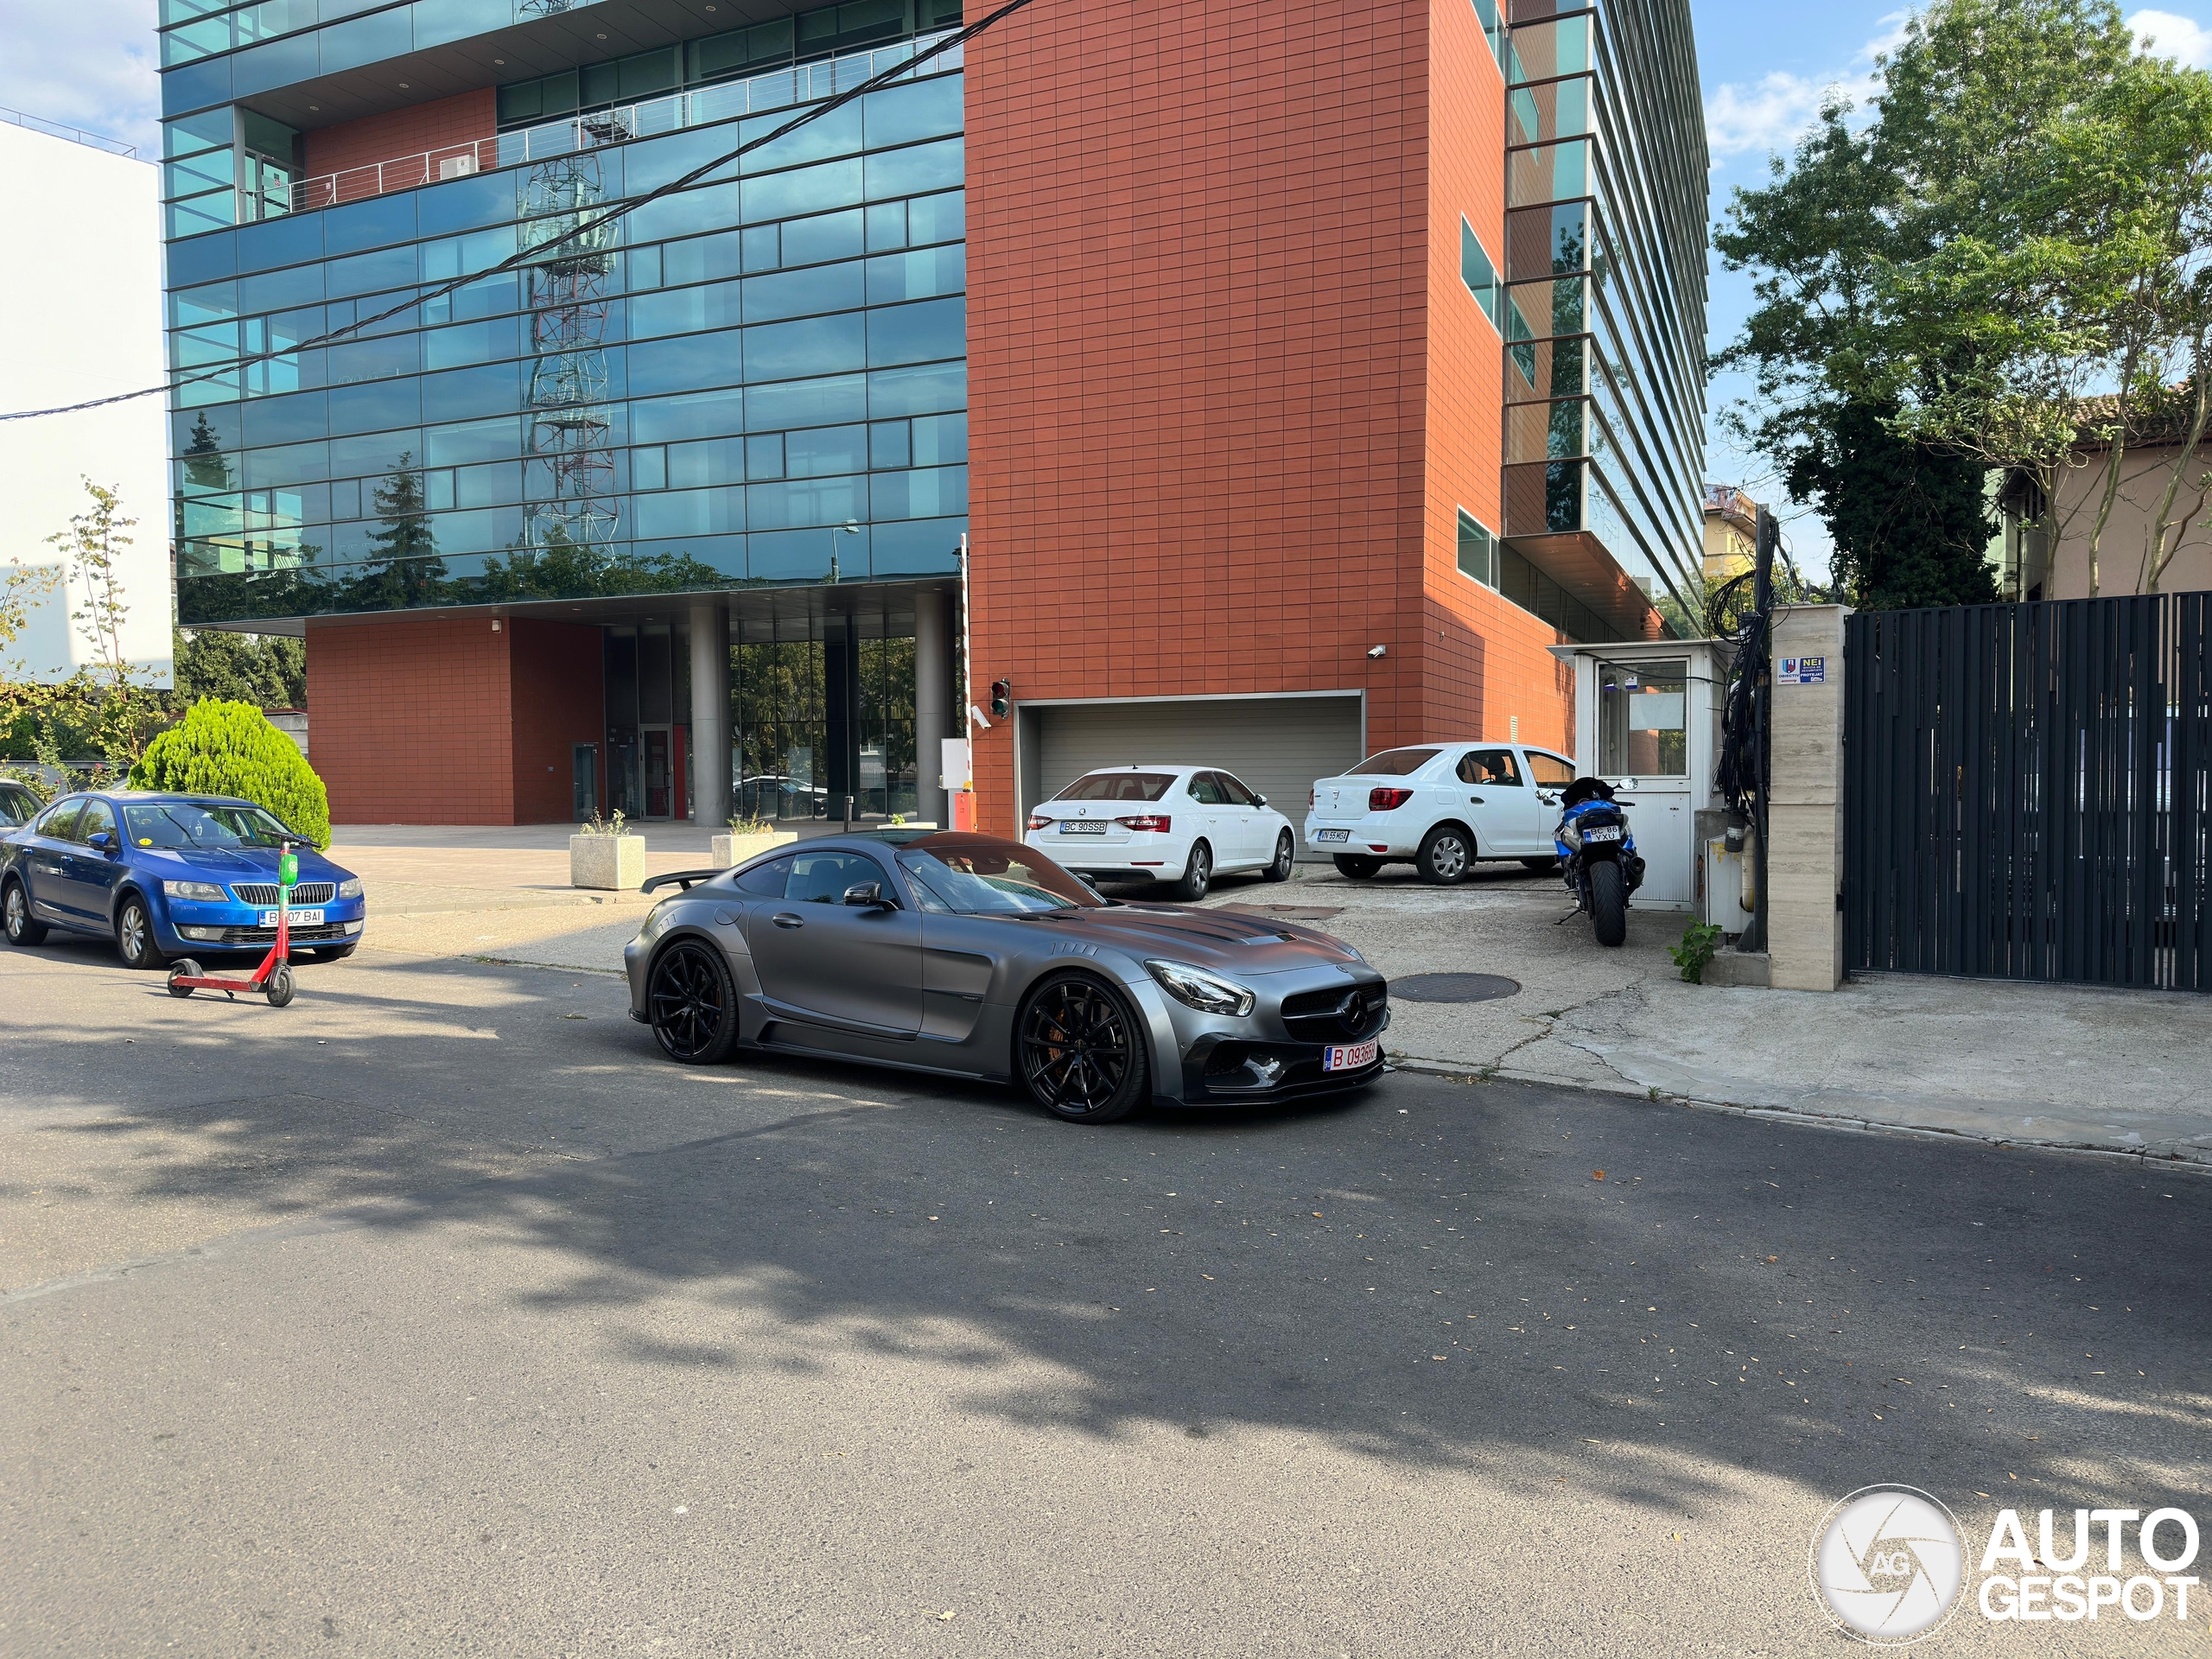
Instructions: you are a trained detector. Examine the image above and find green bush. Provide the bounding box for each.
[1669,921,1725,984]
[128,699,331,849]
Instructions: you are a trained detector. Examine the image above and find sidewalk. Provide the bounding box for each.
[332,827,2212,1167]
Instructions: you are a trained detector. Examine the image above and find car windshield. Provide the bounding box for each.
[1351,747,1440,776]
[0,786,35,827]
[123,801,296,849]
[899,838,1106,913]
[1055,772,1174,803]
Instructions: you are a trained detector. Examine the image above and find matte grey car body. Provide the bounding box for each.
[622,831,1389,1116]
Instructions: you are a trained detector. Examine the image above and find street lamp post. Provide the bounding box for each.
[828,519,861,584]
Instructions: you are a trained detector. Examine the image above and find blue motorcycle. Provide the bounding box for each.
[1554,778,1644,947]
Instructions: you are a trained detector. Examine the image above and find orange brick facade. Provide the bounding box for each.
[307,614,602,825]
[963,0,1573,836]
[302,88,497,180]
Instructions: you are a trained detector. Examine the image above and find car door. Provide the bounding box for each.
[60,798,128,925]
[747,847,923,1036]
[21,798,84,927]
[1214,771,1270,866]
[1453,748,1546,855]
[1522,750,1578,842]
[1185,772,1237,864]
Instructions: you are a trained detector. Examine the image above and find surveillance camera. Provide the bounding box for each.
[1366,644,1388,659]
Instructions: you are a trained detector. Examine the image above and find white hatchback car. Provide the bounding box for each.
[1025,765,1297,900]
[1304,742,1580,883]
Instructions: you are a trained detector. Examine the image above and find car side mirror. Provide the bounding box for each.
[1252,795,1268,807]
[842,880,888,908]
[87,831,115,854]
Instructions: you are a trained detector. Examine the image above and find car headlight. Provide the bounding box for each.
[1145,958,1255,1016]
[1559,823,1582,850]
[163,880,227,902]
[338,878,363,899]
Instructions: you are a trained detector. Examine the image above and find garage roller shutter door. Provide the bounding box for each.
[1027,696,1363,860]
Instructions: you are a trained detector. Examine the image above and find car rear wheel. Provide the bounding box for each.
[1262,830,1294,882]
[1332,855,1380,880]
[3,880,46,947]
[649,939,741,1065]
[1416,824,1472,885]
[1017,972,1147,1123]
[116,897,166,969]
[1169,840,1212,901]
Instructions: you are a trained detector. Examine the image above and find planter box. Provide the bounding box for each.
[712,829,798,867]
[570,833,645,890]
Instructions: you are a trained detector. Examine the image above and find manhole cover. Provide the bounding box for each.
[1391,972,1522,1003]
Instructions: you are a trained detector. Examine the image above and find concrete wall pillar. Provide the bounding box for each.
[688,599,730,824]
[914,588,951,826]
[1767,603,1850,990]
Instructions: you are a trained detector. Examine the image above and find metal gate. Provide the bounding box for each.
[1843,594,2212,989]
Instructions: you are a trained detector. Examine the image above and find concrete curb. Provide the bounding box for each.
[1386,1054,2212,1175]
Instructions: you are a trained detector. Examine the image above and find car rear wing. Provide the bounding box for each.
[640,868,725,894]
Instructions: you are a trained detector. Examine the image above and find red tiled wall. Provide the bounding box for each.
[508,620,607,823]
[307,613,517,824]
[303,89,497,179]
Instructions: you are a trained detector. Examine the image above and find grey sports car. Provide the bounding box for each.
[623,831,1389,1122]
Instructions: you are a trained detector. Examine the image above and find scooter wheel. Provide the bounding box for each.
[264,963,296,1007]
[167,960,201,998]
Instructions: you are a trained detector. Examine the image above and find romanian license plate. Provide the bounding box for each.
[1582,825,1625,842]
[1314,829,1351,842]
[1324,1039,1379,1072]
[1058,821,1109,835]
[262,908,324,926]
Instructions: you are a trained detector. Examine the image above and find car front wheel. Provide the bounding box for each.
[116,896,166,969]
[1332,855,1380,880]
[1017,972,1147,1123]
[3,880,47,947]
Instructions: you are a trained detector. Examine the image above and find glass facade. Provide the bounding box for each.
[1500,0,1707,626]
[161,3,969,628]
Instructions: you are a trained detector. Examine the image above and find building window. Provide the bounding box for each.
[1470,0,1507,67]
[1456,509,1495,586]
[1459,219,1500,328]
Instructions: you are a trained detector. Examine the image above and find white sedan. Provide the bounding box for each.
[1025,765,1296,900]
[1304,742,1580,883]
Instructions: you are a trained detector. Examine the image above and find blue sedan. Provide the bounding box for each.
[0,791,366,969]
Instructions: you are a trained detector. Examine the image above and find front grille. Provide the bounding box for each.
[231,882,336,906]
[1281,982,1389,1043]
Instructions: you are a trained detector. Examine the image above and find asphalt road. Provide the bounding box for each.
[2,933,2206,1656]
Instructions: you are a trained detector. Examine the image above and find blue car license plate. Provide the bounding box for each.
[1058,821,1109,835]
[1324,1039,1378,1072]
[1315,829,1350,842]
[1582,825,1624,842]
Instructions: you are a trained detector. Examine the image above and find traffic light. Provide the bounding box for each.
[989,677,1012,719]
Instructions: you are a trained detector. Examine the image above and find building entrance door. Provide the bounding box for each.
[571,744,598,820]
[642,726,672,819]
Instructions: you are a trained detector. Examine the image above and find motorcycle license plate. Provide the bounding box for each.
[1582,825,1624,842]
[1058,821,1109,835]
[1315,829,1350,842]
[1324,1039,1379,1072]
[262,908,323,926]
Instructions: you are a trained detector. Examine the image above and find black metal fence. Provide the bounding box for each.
[1843,594,2212,989]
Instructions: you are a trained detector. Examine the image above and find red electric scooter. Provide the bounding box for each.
[166,840,301,1007]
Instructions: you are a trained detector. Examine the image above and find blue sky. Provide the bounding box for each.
[3,0,2209,575]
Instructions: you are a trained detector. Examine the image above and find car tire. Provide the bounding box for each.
[648,938,742,1065]
[1016,971,1148,1124]
[1589,859,1629,946]
[116,896,167,969]
[3,880,46,947]
[1520,855,1560,873]
[1262,830,1294,882]
[1169,840,1212,901]
[1332,855,1380,880]
[1415,824,1473,886]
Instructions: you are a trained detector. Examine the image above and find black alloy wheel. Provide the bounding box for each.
[1416,824,1472,885]
[1262,830,1294,882]
[1017,973,1147,1123]
[649,939,741,1064]
[1332,855,1381,880]
[3,880,46,946]
[1170,840,1212,902]
[116,897,165,969]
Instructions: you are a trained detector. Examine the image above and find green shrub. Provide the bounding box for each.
[128,699,331,849]
[1669,921,1725,984]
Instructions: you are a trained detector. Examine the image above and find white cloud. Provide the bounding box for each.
[0,0,161,162]
[1706,72,1832,160]
[2129,8,2212,67]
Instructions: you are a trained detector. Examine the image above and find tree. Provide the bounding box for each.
[130,700,331,849]
[175,627,308,707]
[361,454,445,610]
[1714,0,2142,603]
